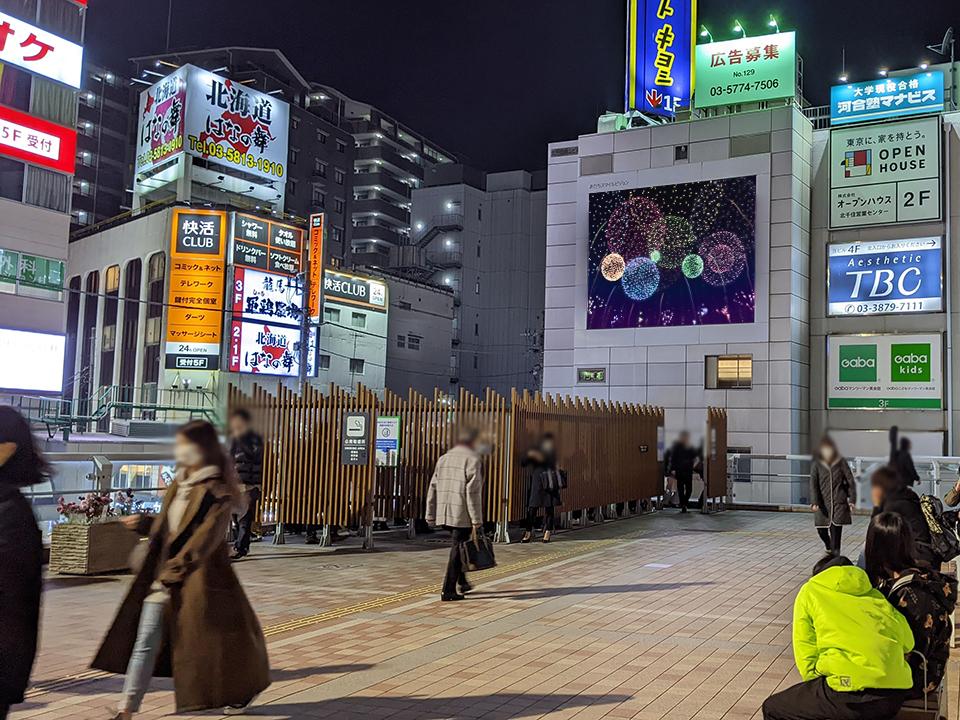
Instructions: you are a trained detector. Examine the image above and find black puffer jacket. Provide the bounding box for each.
[230,431,264,488]
[0,484,42,705]
[876,486,936,567]
[879,568,957,696]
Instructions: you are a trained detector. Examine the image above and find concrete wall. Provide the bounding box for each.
[544,107,812,500]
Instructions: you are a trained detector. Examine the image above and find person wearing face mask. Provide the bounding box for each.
[520,433,563,543]
[810,435,855,555]
[93,421,270,719]
[0,408,47,720]
[426,426,488,601]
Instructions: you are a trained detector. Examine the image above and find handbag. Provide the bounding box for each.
[460,527,497,571]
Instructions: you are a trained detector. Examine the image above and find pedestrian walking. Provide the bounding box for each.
[889,426,920,488]
[810,435,855,555]
[425,427,487,602]
[520,433,563,543]
[93,421,270,718]
[228,408,264,560]
[667,431,699,513]
[0,408,47,720]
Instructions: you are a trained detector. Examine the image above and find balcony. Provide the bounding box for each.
[352,171,411,199]
[426,249,463,269]
[356,145,422,178]
[352,198,409,225]
[351,223,404,246]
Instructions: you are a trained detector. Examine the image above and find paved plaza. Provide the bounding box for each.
[12,510,958,720]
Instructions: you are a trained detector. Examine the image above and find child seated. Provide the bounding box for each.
[762,554,914,720]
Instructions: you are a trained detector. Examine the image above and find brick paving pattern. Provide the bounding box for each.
[10,510,958,719]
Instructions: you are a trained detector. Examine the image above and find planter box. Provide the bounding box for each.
[49,521,139,575]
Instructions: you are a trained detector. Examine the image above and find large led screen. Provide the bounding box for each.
[0,328,65,392]
[588,176,757,329]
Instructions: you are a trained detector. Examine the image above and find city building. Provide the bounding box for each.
[72,62,134,232]
[409,165,546,396]
[310,85,458,267]
[0,0,86,397]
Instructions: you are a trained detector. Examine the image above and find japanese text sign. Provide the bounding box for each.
[0,10,83,88]
[830,117,941,228]
[227,319,315,377]
[0,104,75,174]
[694,31,795,109]
[827,333,942,410]
[231,213,303,276]
[231,267,303,327]
[375,416,401,467]
[831,71,944,126]
[165,209,227,370]
[308,213,324,320]
[136,65,187,173]
[324,269,387,313]
[341,412,370,466]
[827,237,942,317]
[624,0,696,117]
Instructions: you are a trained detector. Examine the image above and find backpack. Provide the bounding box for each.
[919,495,960,563]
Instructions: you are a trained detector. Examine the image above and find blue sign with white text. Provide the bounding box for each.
[624,0,695,117]
[828,237,942,316]
[830,71,944,125]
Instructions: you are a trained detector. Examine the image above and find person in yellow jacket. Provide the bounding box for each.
[762,554,914,720]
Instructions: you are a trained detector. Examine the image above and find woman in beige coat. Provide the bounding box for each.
[93,421,270,718]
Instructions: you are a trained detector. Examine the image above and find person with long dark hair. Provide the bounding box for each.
[810,435,855,555]
[93,421,270,718]
[864,512,957,697]
[870,465,935,567]
[0,408,48,720]
[520,433,563,543]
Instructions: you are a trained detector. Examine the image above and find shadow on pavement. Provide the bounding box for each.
[226,692,632,719]
[269,664,374,681]
[471,582,712,600]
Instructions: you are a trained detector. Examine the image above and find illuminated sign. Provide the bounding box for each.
[308,213,324,320]
[0,327,64,392]
[165,209,227,370]
[831,71,944,125]
[828,333,942,410]
[231,267,303,326]
[0,104,75,174]
[577,368,607,384]
[227,319,315,377]
[830,116,941,229]
[828,238,942,316]
[135,64,289,185]
[0,10,83,88]
[694,31,796,109]
[324,269,387,313]
[230,213,303,276]
[624,0,696,117]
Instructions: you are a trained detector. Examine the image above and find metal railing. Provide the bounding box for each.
[727,453,960,508]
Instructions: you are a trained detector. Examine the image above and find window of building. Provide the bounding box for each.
[336,139,347,153]
[105,264,121,294]
[407,335,421,351]
[705,354,753,390]
[397,334,405,349]
[334,168,345,185]
[317,130,328,144]
[0,158,24,202]
[349,358,364,374]
[148,252,165,283]
[102,324,116,351]
[290,147,299,165]
[287,178,298,197]
[291,116,300,130]
[312,187,325,207]
[474,323,479,336]
[351,312,366,329]
[145,317,162,344]
[334,197,345,213]
[332,226,343,245]
[318,354,331,370]
[323,307,341,324]
[473,355,478,370]
[314,159,326,177]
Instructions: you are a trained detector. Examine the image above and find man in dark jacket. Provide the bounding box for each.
[668,432,700,513]
[871,466,936,567]
[889,427,920,488]
[229,409,264,559]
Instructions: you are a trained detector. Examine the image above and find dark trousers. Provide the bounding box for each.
[817,525,843,554]
[525,506,556,533]
[763,677,906,720]
[677,472,693,510]
[442,526,472,596]
[234,487,261,555]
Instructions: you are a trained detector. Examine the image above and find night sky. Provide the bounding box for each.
[85,0,959,172]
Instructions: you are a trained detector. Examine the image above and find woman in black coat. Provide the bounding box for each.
[0,408,48,720]
[809,435,855,555]
[520,433,563,543]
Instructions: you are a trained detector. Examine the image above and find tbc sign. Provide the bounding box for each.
[0,104,76,174]
[827,333,942,410]
[0,10,83,88]
[827,237,942,316]
[830,117,941,229]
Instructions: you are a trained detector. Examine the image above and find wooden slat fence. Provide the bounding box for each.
[704,407,729,500]
[228,382,665,530]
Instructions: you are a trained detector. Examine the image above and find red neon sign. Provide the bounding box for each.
[0,105,76,174]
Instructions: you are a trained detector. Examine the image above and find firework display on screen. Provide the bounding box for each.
[588,176,757,329]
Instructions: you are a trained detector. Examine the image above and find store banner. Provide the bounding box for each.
[830,116,941,229]
[324,269,387,312]
[694,31,796,109]
[308,213,324,320]
[827,237,942,316]
[827,333,942,410]
[0,10,83,88]
[624,0,696,117]
[231,213,303,276]
[135,65,188,173]
[831,71,944,125]
[231,267,303,326]
[0,104,76,174]
[227,318,315,377]
[164,209,227,371]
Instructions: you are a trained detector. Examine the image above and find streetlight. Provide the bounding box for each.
[878,68,888,77]
[919,61,929,70]
[839,74,848,83]
[768,14,779,33]
[732,19,746,38]
[699,25,713,43]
